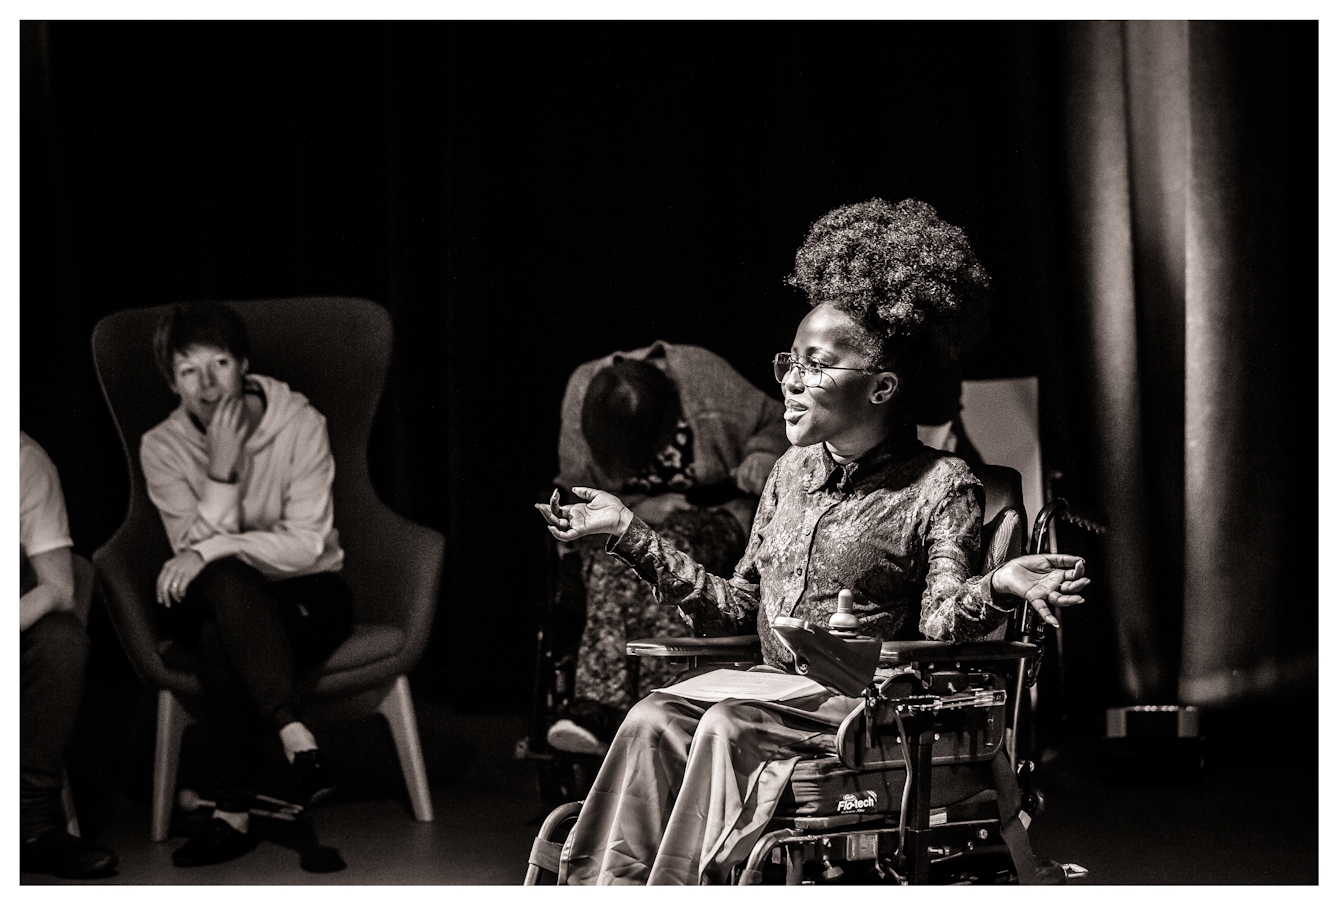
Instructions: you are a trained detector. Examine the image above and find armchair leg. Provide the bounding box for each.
[62,771,80,838]
[376,675,434,822]
[152,689,191,842]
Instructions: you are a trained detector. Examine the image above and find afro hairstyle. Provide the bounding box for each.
[785,198,991,373]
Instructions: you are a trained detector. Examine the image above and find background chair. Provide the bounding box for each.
[91,296,444,842]
[959,377,1044,527]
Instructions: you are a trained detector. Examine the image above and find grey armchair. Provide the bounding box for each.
[91,296,444,841]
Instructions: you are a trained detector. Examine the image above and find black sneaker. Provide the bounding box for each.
[290,749,337,807]
[21,829,118,879]
[172,817,257,867]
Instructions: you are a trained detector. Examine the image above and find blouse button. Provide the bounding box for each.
[794,566,804,577]
[802,526,811,536]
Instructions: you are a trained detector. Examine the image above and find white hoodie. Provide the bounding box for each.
[140,373,344,579]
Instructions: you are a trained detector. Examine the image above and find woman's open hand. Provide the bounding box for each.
[990,554,1089,627]
[535,487,634,542]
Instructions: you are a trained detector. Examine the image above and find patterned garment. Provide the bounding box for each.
[609,422,1008,670]
[573,505,746,711]
[623,418,696,494]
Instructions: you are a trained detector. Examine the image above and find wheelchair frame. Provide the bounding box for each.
[522,494,1105,885]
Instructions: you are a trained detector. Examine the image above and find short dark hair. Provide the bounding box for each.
[581,359,681,485]
[152,302,251,385]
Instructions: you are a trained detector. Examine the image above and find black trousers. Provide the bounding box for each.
[21,611,89,840]
[160,557,353,806]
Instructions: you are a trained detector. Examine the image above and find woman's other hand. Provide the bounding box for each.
[731,451,779,496]
[990,555,1090,627]
[536,487,634,541]
[630,493,691,526]
[206,395,248,483]
[156,549,206,607]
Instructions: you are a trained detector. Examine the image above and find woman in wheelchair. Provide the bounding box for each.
[141,302,353,867]
[535,198,1088,885]
[548,343,788,754]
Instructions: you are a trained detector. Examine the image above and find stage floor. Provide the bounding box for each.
[21,694,1318,886]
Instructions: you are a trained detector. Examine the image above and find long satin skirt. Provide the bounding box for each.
[562,688,859,885]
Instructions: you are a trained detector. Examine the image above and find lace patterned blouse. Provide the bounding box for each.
[607,423,1008,669]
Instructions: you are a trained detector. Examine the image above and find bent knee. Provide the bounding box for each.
[191,557,265,598]
[696,699,766,742]
[22,611,90,667]
[618,693,696,741]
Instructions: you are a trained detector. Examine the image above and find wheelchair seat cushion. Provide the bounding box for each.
[777,753,996,820]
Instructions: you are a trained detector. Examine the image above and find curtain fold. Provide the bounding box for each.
[1063,21,1171,702]
[1063,21,1317,706]
[1179,22,1318,704]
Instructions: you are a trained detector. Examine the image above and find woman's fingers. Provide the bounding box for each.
[1029,554,1084,574]
[570,486,600,501]
[1030,599,1058,627]
[548,523,589,542]
[157,566,176,607]
[533,502,570,530]
[1005,555,1089,627]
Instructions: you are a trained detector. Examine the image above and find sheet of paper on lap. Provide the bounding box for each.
[657,669,827,703]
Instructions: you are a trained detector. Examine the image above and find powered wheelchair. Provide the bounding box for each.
[522,463,1106,885]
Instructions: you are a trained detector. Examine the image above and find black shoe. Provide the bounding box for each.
[21,829,119,879]
[290,749,337,807]
[172,818,257,867]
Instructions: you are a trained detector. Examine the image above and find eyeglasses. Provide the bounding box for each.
[772,353,878,388]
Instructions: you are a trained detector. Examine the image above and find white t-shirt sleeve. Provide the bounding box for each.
[20,432,73,557]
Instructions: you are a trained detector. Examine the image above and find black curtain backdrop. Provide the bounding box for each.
[1061,22,1318,707]
[22,20,1111,711]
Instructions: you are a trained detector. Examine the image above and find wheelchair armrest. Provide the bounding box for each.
[626,634,761,660]
[879,639,1039,666]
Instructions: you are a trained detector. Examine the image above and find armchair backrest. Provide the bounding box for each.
[71,552,95,626]
[91,298,442,675]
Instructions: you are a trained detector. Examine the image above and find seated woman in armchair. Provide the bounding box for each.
[535,198,1089,885]
[141,302,352,867]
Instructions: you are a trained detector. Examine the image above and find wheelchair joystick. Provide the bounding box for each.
[829,589,861,637]
[773,590,882,697]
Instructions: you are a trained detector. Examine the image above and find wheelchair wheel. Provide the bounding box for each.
[524,801,583,885]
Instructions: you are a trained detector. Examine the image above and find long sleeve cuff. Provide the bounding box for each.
[191,533,238,564]
[198,478,241,533]
[607,515,655,567]
[976,571,1017,624]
